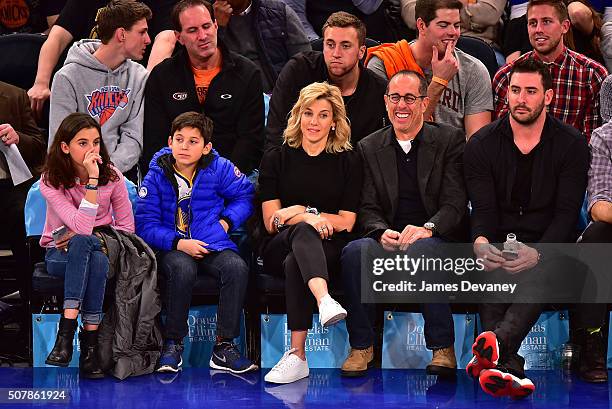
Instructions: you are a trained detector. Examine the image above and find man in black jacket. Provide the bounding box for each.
[464,58,589,399]
[142,0,264,174]
[265,11,387,149]
[340,70,468,378]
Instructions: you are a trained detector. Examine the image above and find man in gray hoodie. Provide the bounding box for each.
[49,0,152,178]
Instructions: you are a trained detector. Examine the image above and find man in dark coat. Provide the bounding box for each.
[340,70,467,378]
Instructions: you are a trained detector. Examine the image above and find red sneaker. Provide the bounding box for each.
[472,331,500,369]
[466,355,494,379]
[479,368,535,399]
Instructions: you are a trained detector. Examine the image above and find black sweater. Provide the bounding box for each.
[142,45,264,174]
[464,114,589,243]
[265,51,387,150]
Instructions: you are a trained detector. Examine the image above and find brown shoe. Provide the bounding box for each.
[341,346,374,377]
[426,346,457,378]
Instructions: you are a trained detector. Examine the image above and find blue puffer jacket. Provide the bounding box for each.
[135,147,254,252]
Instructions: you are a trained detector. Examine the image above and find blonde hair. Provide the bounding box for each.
[283,82,352,153]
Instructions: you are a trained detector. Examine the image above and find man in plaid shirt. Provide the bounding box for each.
[576,74,612,384]
[492,0,608,141]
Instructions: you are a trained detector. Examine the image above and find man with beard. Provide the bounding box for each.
[464,58,589,398]
[492,0,608,141]
[264,11,387,148]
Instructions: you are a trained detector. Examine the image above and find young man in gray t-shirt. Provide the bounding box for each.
[366,0,492,138]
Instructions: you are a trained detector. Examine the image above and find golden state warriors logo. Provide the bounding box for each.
[86,86,131,126]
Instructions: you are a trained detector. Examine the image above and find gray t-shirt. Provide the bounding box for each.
[367,47,493,131]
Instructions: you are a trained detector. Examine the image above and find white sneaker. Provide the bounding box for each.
[318,294,347,327]
[264,348,309,384]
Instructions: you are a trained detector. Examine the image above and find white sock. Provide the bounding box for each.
[320,293,332,304]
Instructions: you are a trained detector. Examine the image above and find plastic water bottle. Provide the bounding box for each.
[504,233,520,251]
[559,343,580,371]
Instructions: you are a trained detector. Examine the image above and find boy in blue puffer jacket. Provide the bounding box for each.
[136,111,257,374]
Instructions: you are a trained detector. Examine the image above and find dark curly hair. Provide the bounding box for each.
[42,113,119,189]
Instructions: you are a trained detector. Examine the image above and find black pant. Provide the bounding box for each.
[572,221,612,330]
[341,237,455,350]
[480,250,593,376]
[157,249,249,340]
[0,179,32,301]
[262,222,346,331]
[480,302,542,374]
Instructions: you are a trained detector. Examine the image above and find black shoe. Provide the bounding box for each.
[577,329,608,383]
[79,328,105,379]
[45,316,78,367]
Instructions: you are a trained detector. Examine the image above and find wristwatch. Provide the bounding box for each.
[305,206,320,216]
[424,222,436,235]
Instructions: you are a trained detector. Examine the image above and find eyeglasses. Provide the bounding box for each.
[386,93,427,105]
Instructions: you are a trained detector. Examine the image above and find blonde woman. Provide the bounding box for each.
[258,82,363,384]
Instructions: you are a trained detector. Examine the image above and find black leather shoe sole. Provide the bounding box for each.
[80,370,105,379]
[579,371,608,383]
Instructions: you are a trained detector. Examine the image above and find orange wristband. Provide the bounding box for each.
[432,76,449,87]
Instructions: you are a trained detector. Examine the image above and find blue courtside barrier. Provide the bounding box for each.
[518,311,569,370]
[260,314,350,368]
[32,306,246,368]
[382,312,476,369]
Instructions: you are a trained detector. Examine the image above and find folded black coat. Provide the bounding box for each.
[96,226,162,380]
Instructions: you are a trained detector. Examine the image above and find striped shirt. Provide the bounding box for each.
[492,47,608,141]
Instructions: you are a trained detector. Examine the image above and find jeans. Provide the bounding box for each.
[341,237,455,350]
[157,249,249,340]
[45,234,109,324]
[568,221,612,338]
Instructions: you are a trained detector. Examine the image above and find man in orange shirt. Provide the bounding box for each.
[143,0,265,175]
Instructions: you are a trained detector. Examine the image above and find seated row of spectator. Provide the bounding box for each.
[0,0,610,388]
[3,0,608,264]
[21,0,607,187]
[34,59,612,398]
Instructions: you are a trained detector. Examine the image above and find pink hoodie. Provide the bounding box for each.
[39,167,135,248]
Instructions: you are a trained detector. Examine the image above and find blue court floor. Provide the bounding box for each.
[0,368,610,409]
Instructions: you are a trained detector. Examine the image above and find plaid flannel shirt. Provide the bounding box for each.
[588,122,612,211]
[492,48,608,141]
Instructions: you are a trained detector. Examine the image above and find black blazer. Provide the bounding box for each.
[357,123,469,242]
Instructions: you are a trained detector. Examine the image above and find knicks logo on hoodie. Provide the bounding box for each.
[86,86,131,126]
